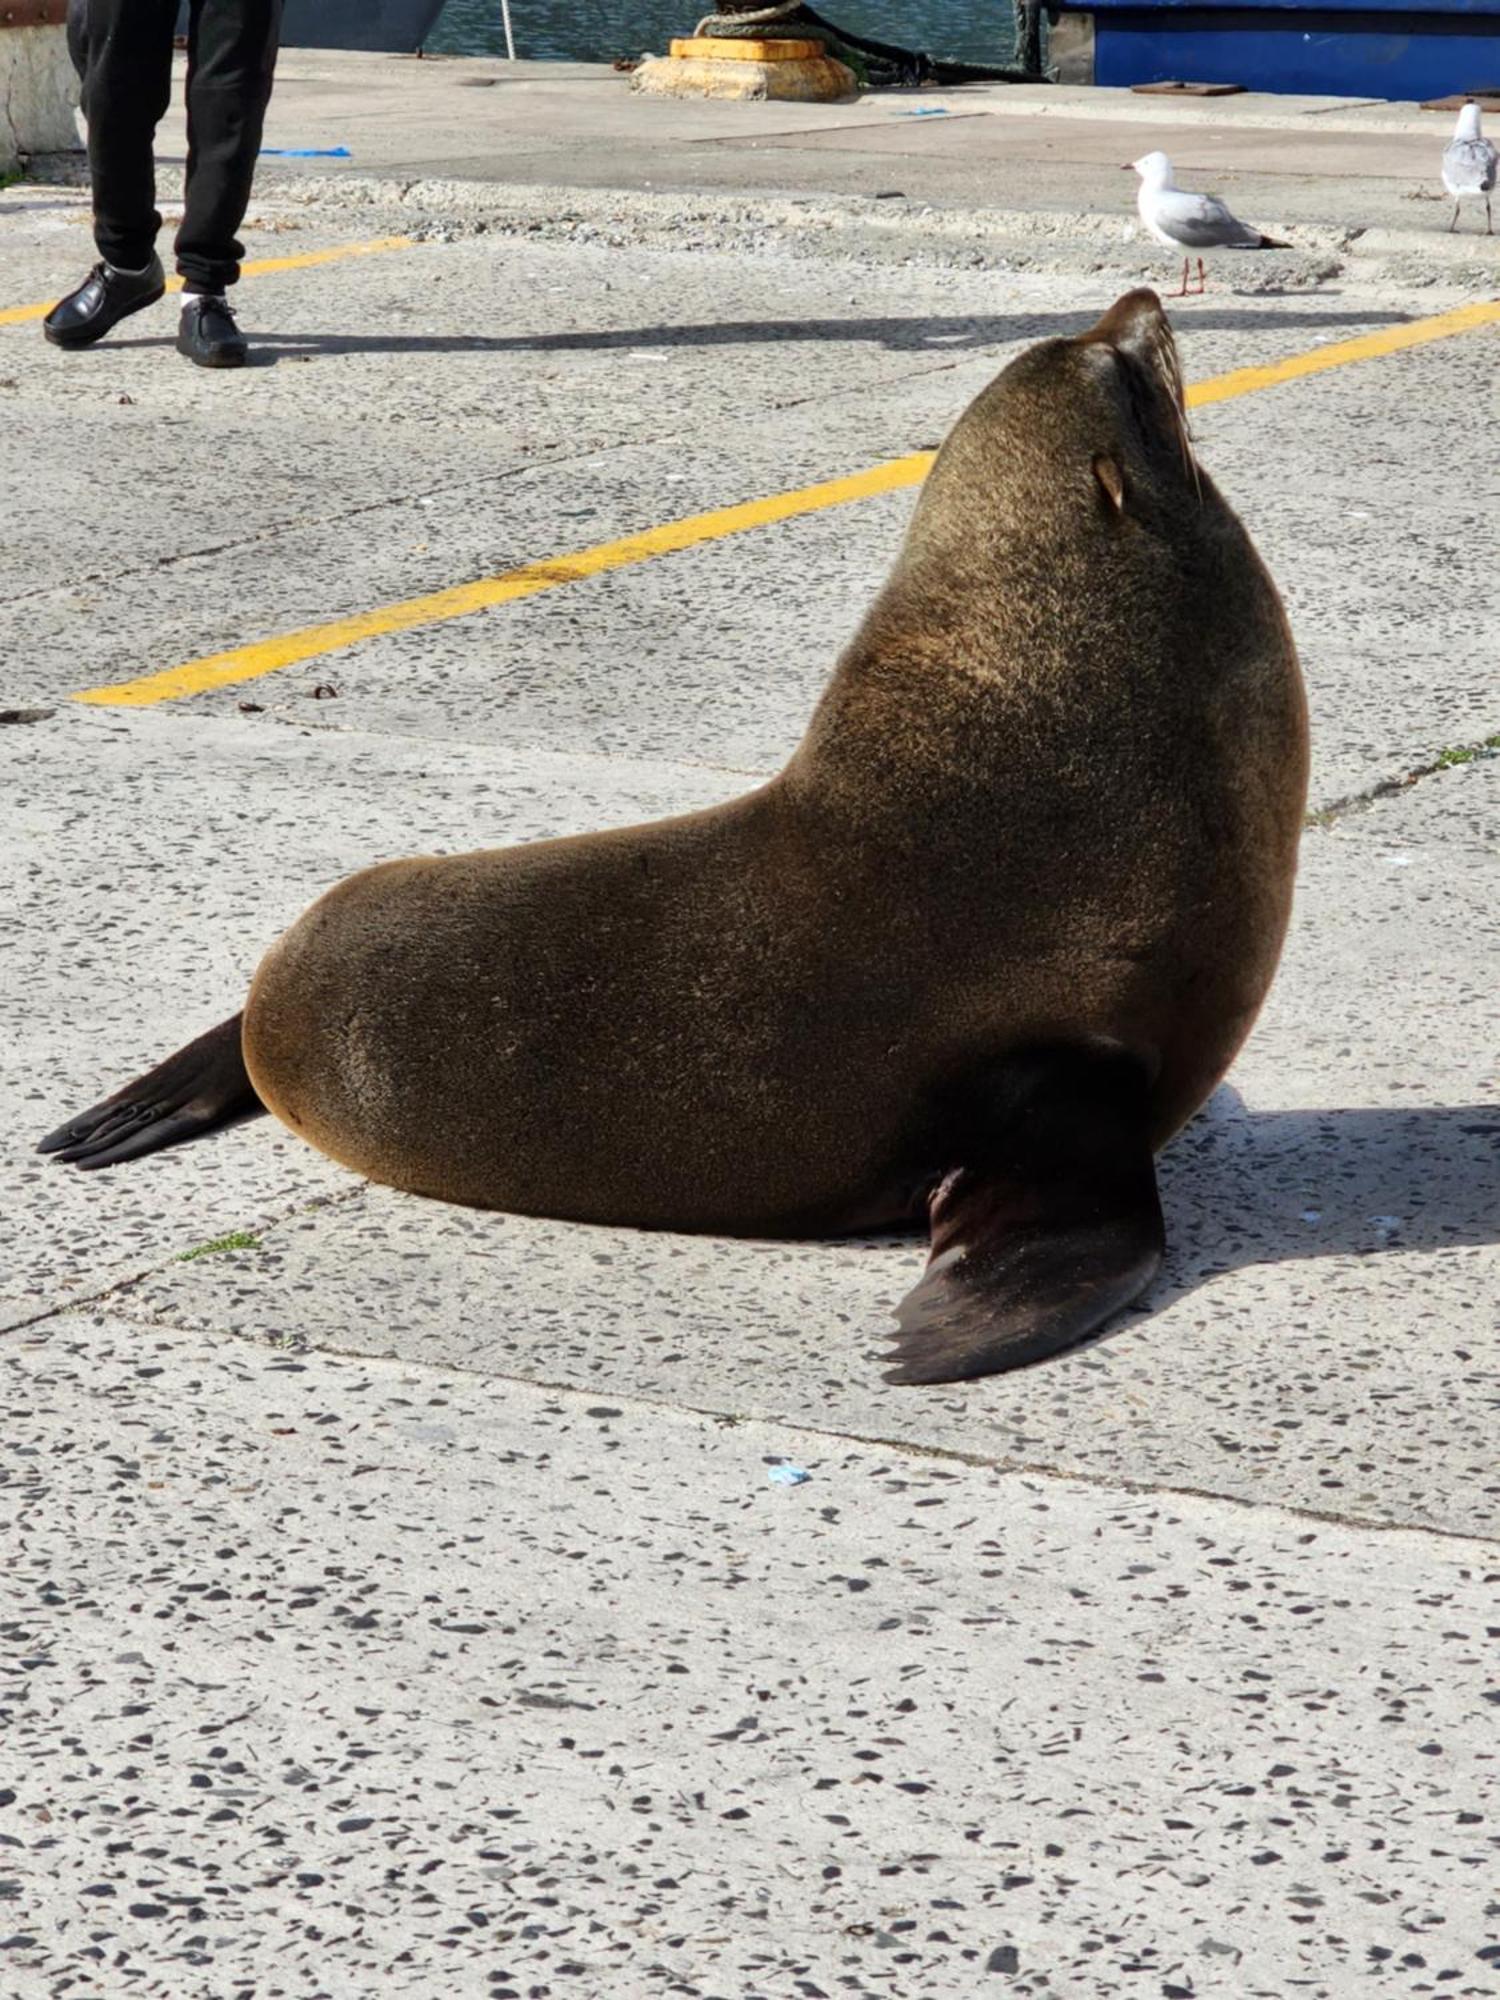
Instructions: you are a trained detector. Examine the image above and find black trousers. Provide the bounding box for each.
[69,0,283,292]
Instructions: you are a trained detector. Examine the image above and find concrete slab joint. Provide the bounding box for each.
[0,21,78,171]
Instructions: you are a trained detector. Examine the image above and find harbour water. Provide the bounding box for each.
[428,0,1016,65]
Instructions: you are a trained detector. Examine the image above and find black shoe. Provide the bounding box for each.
[43,256,166,349]
[177,294,248,370]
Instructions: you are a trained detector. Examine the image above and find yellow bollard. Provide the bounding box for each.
[633,32,858,101]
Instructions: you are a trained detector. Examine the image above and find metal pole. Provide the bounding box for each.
[500,0,516,59]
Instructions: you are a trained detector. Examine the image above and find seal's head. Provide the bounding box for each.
[1075,286,1198,507]
[905,289,1202,576]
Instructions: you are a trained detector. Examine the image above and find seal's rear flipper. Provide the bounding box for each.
[38,1013,264,1170]
[886,1049,1165,1384]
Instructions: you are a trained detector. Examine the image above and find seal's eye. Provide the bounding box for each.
[1092,454,1127,515]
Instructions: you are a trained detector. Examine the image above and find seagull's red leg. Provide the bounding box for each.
[1195,257,1207,294]
[1171,256,1190,298]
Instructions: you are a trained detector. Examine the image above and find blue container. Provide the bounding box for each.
[1059,0,1500,97]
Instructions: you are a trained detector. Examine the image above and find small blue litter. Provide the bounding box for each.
[767,1463,810,1487]
[897,107,948,117]
[260,146,352,158]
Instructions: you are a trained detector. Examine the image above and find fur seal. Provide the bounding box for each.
[41,290,1308,1383]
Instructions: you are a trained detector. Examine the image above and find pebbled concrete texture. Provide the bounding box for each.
[3,65,1499,1999]
[1363,748,1500,851]
[4,1309,1498,2000]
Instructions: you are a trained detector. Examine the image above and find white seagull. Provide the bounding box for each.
[1128,151,1288,295]
[1441,101,1497,234]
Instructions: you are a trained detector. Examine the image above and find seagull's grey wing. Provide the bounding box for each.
[1443,136,1500,193]
[1152,186,1263,248]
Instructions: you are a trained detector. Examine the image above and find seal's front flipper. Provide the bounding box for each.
[886,1050,1165,1384]
[38,1013,264,1170]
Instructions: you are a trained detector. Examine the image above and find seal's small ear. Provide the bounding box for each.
[1093,453,1127,514]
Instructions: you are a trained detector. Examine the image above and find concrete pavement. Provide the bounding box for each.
[2,61,1498,1997]
[7,1310,1496,1998]
[25,56,1500,284]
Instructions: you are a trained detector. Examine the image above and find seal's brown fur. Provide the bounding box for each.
[243,290,1305,1230]
[44,291,1307,1377]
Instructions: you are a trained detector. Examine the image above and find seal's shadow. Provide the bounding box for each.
[1151,1090,1500,1304]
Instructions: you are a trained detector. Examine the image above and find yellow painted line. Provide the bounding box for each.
[75,294,1500,708]
[1186,294,1500,408]
[74,455,933,708]
[0,235,412,328]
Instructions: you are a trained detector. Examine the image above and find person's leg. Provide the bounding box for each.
[45,0,176,347]
[80,0,179,274]
[65,0,88,83]
[175,0,284,295]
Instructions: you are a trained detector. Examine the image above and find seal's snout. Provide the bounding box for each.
[1088,286,1170,353]
[1071,289,1195,491]
[1084,289,1184,413]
